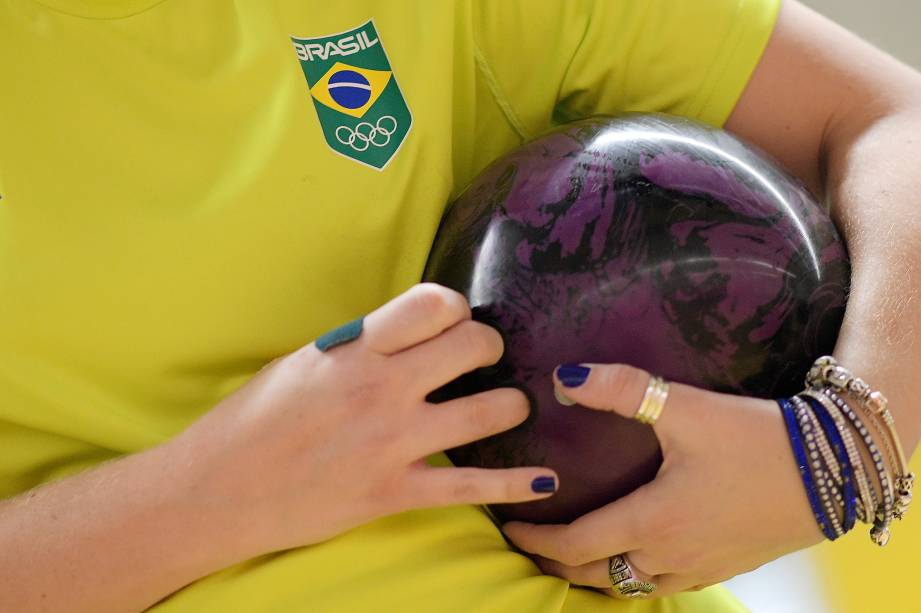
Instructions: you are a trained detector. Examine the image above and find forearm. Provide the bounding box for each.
[0,436,246,613]
[823,104,921,457]
[722,1,921,456]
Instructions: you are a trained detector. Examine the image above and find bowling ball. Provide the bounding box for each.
[424,113,850,524]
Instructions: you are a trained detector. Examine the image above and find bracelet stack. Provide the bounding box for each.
[777,356,914,546]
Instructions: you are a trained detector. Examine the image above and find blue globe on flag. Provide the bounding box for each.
[327,70,372,109]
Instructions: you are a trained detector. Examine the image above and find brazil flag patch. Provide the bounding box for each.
[291,21,412,170]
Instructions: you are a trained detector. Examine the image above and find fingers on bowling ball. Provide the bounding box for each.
[364,283,471,355]
[422,115,848,524]
[411,467,558,507]
[553,363,651,419]
[421,387,531,453]
[397,319,504,394]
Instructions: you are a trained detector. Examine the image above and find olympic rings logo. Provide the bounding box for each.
[335,116,398,152]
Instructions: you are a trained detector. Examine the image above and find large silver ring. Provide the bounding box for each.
[608,554,656,599]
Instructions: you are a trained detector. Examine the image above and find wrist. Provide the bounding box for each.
[802,356,915,544]
[833,258,921,459]
[828,350,921,459]
[150,430,266,570]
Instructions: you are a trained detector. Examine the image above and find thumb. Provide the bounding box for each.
[553,363,694,437]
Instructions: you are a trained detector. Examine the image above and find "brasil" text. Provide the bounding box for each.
[292,31,380,62]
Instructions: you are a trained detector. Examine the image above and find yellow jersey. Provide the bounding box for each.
[0,0,779,610]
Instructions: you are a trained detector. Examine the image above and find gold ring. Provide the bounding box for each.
[608,554,656,599]
[634,376,670,425]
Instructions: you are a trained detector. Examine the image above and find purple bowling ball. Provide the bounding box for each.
[423,114,850,525]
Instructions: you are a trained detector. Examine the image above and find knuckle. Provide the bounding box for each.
[554,535,587,567]
[600,363,646,398]
[499,476,516,502]
[451,474,481,501]
[561,526,596,566]
[412,283,451,316]
[461,394,493,432]
[412,283,468,321]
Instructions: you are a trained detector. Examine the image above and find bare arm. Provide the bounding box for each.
[0,436,243,612]
[0,285,556,612]
[725,0,921,453]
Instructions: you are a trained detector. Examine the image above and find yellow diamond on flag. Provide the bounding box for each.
[309,62,393,119]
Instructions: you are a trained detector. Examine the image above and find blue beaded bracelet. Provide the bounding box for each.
[778,398,836,541]
[802,395,858,533]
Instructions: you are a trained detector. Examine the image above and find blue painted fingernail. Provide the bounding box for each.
[556,364,591,388]
[531,476,557,494]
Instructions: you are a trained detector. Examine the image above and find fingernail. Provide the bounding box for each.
[556,364,591,388]
[554,386,576,406]
[531,476,557,494]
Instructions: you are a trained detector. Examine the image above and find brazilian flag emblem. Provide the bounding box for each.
[291,21,412,170]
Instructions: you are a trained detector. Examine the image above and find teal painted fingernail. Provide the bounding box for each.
[315,317,364,352]
[531,476,557,494]
[556,364,591,388]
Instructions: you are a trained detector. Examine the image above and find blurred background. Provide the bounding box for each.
[804,0,920,68]
[724,1,920,611]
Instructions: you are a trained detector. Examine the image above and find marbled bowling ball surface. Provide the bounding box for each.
[424,113,850,524]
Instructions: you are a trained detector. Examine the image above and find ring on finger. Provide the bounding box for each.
[634,376,670,426]
[608,554,657,599]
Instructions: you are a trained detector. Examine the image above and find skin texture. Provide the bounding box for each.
[502,0,921,597]
[0,284,558,613]
[3,0,921,609]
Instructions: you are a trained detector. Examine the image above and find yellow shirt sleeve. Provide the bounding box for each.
[472,0,781,136]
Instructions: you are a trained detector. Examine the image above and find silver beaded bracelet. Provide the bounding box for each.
[805,356,914,545]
